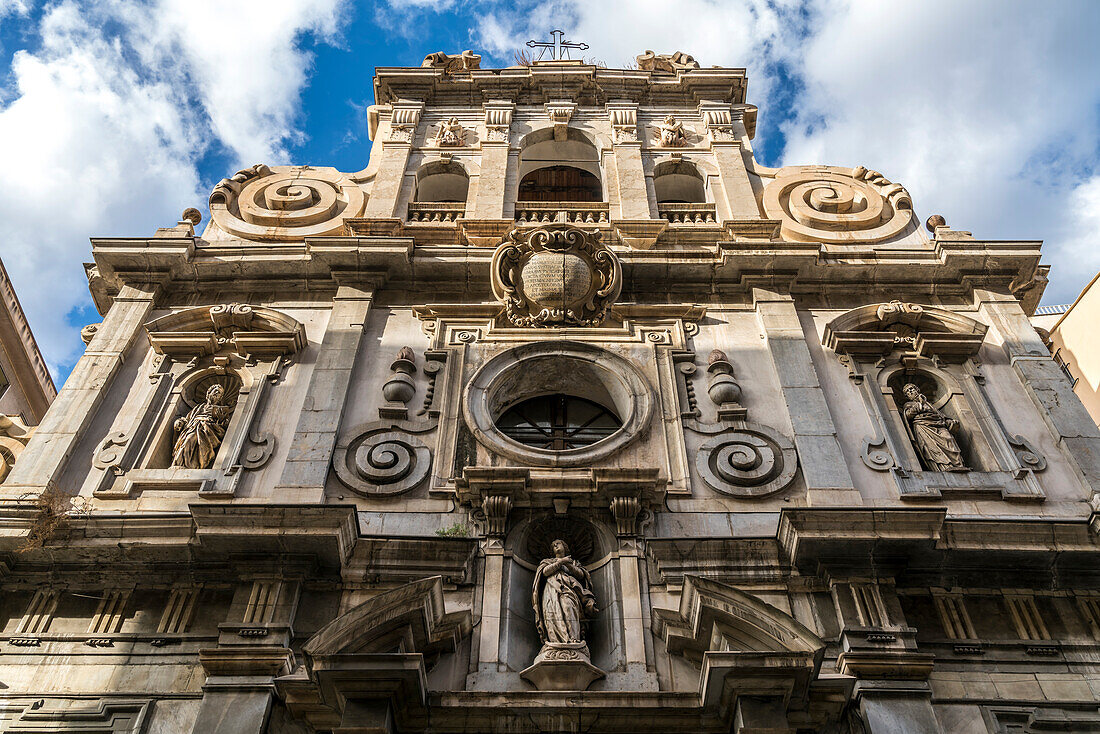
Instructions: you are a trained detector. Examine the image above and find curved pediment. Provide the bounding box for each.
[823,301,988,362]
[652,575,824,666]
[144,303,307,359]
[302,576,471,663]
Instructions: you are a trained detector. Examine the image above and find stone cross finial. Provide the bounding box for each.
[526,30,588,61]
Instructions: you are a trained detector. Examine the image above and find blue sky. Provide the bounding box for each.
[1,0,1099,382]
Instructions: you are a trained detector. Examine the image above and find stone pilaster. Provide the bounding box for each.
[192,647,294,734]
[473,101,513,220]
[362,102,422,219]
[976,289,1100,491]
[700,102,760,220]
[275,284,374,501]
[2,282,160,498]
[754,287,860,504]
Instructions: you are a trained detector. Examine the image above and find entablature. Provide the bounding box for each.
[372,62,748,114]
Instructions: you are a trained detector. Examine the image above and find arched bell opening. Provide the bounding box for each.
[414,160,470,203]
[653,159,707,204]
[517,128,604,202]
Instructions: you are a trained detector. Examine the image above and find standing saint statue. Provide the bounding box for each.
[532,539,598,649]
[172,384,233,469]
[901,383,967,472]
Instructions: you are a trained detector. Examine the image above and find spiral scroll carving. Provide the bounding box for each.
[333,422,432,496]
[209,164,365,241]
[762,165,916,245]
[696,422,798,498]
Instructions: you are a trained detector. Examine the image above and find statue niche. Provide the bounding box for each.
[900,382,966,472]
[172,383,234,469]
[521,538,606,691]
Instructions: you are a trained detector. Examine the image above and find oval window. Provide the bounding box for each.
[496,394,622,450]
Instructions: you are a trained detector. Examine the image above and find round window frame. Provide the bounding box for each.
[462,341,654,467]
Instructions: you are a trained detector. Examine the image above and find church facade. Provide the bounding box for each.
[1,49,1098,733]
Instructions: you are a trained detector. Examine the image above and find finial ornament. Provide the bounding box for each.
[526,30,588,61]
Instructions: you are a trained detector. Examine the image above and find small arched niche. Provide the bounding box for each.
[415,160,469,203]
[882,366,996,473]
[653,159,706,204]
[518,128,603,202]
[503,514,617,680]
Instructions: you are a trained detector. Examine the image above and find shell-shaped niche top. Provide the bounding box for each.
[208,164,365,242]
[491,224,622,327]
[761,165,916,245]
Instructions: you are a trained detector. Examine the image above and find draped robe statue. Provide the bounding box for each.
[901,383,967,471]
[172,384,232,469]
[532,539,598,649]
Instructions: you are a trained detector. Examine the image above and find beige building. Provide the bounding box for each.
[1033,279,1100,427]
[0,257,56,482]
[1,48,1099,733]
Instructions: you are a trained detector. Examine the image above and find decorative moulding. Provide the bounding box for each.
[823,301,988,362]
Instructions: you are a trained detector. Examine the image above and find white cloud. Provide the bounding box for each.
[0,0,348,376]
[0,0,30,18]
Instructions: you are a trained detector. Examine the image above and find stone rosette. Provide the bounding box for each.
[491,224,622,327]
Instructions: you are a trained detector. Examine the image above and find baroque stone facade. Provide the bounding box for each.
[0,50,1096,734]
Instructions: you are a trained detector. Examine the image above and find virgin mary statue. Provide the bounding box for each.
[532,539,599,650]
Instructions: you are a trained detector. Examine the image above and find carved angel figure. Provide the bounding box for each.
[901,383,967,472]
[434,116,465,146]
[172,384,232,469]
[533,539,598,646]
[657,115,687,147]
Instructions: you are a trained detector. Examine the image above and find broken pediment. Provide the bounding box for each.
[823,301,988,362]
[144,304,307,360]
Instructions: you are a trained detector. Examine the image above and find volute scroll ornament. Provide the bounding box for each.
[491,224,622,327]
[208,164,365,241]
[762,164,916,245]
[636,50,700,73]
[333,421,434,497]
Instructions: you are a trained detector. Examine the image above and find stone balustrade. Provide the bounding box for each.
[407,202,465,223]
[658,202,718,225]
[514,201,610,225]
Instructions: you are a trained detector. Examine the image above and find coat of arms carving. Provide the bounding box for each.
[490,224,622,327]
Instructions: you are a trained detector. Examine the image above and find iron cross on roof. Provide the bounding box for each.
[526,30,589,61]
